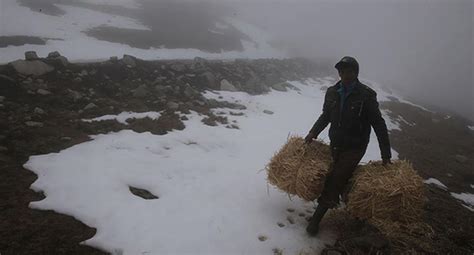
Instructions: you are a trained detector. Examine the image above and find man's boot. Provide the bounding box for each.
[306,205,329,236]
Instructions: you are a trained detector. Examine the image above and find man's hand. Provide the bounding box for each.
[304,132,316,144]
[382,158,392,166]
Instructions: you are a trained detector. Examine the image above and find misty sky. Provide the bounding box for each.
[228,0,473,120]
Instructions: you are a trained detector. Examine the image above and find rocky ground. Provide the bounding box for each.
[0,52,472,254]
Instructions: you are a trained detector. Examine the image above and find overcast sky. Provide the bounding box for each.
[227,0,473,120]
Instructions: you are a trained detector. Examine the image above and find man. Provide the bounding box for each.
[304,56,392,236]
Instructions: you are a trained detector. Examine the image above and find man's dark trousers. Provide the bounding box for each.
[317,148,365,208]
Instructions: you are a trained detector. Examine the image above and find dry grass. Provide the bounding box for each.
[266,136,331,201]
[346,160,425,223]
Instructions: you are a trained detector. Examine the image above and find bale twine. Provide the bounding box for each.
[266,136,332,201]
[346,160,425,224]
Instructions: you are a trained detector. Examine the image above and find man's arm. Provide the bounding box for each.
[305,91,331,143]
[366,92,392,161]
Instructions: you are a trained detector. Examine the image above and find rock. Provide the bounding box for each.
[61,136,72,141]
[34,107,45,115]
[10,60,54,76]
[263,110,274,115]
[170,63,186,72]
[47,51,61,58]
[68,89,83,101]
[220,79,238,92]
[122,54,136,67]
[49,56,69,67]
[166,101,179,111]
[0,146,8,153]
[0,96,4,102]
[183,84,198,99]
[133,85,149,98]
[80,70,88,76]
[190,57,208,70]
[109,56,118,62]
[271,82,289,92]
[73,77,82,83]
[84,103,97,110]
[455,155,468,163]
[0,74,16,86]
[25,121,43,127]
[199,71,217,89]
[36,89,51,95]
[129,186,159,200]
[25,51,39,60]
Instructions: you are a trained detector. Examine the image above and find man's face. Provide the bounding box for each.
[338,68,357,84]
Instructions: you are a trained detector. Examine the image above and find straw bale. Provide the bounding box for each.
[266,136,331,201]
[346,160,425,224]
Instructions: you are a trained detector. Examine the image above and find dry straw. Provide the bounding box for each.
[266,136,332,201]
[346,160,425,224]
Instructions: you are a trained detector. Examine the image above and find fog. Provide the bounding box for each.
[225,0,473,120]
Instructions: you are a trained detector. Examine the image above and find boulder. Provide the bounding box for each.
[36,89,51,95]
[25,121,43,127]
[0,74,16,86]
[84,103,97,110]
[166,101,179,111]
[170,63,186,72]
[47,51,61,58]
[220,79,238,92]
[25,51,39,60]
[110,56,118,62]
[122,54,136,67]
[34,107,45,115]
[271,82,289,92]
[133,85,149,98]
[199,71,218,89]
[10,60,54,76]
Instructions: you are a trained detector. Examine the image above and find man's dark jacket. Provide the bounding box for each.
[309,79,391,159]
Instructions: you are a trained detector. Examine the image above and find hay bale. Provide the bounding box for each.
[346,160,425,224]
[266,136,331,201]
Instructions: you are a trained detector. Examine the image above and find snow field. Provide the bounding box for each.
[25,78,402,254]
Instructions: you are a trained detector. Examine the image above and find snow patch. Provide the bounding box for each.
[82,111,162,125]
[25,78,400,254]
[450,192,474,210]
[423,178,447,190]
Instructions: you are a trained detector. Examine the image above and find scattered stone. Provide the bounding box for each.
[272,248,283,255]
[68,89,83,101]
[0,74,16,85]
[170,63,186,72]
[36,89,51,95]
[80,69,88,76]
[10,60,54,76]
[133,84,149,98]
[166,101,179,111]
[258,235,268,242]
[47,51,61,58]
[129,186,159,200]
[25,51,39,60]
[199,71,217,89]
[455,155,468,163]
[34,107,45,115]
[122,54,136,67]
[25,121,43,127]
[84,103,97,110]
[73,77,82,83]
[220,79,238,92]
[271,82,289,92]
[277,222,285,228]
[263,110,274,115]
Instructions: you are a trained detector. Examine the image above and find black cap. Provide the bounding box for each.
[335,56,359,74]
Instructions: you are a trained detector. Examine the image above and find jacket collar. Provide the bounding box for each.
[335,78,362,95]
